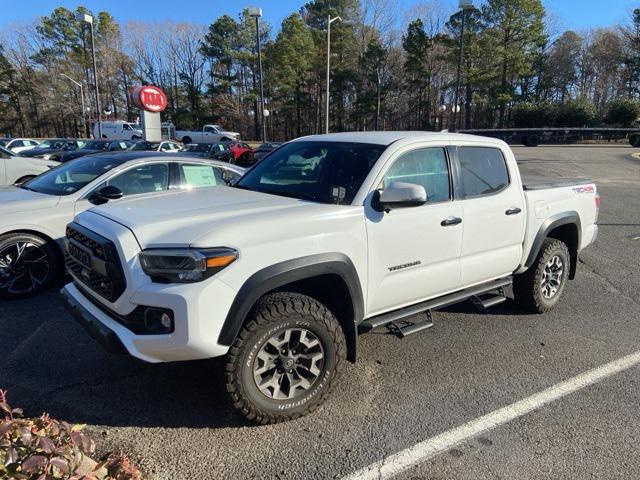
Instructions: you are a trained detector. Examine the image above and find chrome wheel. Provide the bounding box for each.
[541,254,564,299]
[0,241,50,295]
[253,328,325,400]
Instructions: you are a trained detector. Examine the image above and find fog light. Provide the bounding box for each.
[143,308,174,334]
[160,313,172,329]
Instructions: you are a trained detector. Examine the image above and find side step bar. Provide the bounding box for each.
[359,277,512,334]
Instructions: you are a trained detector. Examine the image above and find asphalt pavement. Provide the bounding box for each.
[1,145,639,479]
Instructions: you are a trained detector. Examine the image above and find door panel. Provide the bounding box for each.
[365,146,463,315]
[455,146,525,285]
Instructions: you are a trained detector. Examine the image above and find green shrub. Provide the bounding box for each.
[605,99,640,127]
[556,99,597,127]
[0,389,144,480]
[512,102,557,128]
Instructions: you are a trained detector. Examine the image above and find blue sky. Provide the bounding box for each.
[0,0,636,33]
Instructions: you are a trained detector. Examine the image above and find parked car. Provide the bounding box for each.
[225,141,255,167]
[0,146,59,187]
[0,153,244,298]
[175,125,240,144]
[61,131,598,423]
[94,121,143,141]
[253,142,283,162]
[17,139,86,161]
[128,140,182,152]
[0,138,40,154]
[61,140,133,162]
[181,142,235,163]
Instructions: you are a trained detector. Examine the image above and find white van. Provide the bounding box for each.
[93,121,143,140]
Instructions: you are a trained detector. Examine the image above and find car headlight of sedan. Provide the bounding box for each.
[41,154,52,160]
[139,247,238,283]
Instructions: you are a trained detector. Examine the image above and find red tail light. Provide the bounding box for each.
[595,193,600,222]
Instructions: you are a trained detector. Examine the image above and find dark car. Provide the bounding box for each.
[253,142,284,162]
[18,138,86,161]
[181,143,235,163]
[60,140,132,162]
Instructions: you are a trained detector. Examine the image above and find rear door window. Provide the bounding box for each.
[457,147,510,198]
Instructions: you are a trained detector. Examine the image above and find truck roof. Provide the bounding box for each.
[293,131,504,146]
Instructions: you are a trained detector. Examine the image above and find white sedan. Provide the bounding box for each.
[0,152,245,299]
[0,138,40,154]
[0,146,60,187]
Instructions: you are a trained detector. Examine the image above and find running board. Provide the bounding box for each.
[359,277,512,334]
[471,294,507,311]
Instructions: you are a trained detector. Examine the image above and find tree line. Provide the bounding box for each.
[1,0,640,141]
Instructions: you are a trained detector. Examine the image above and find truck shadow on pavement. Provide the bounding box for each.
[0,292,256,430]
[2,292,530,430]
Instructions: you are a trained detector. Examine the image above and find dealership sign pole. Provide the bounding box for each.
[129,85,168,141]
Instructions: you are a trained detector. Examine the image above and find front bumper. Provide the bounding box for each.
[62,286,128,356]
[61,280,234,363]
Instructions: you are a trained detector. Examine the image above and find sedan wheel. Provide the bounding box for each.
[0,233,60,299]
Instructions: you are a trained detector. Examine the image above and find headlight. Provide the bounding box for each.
[139,247,237,283]
[42,154,52,160]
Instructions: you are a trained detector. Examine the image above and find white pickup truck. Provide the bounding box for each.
[61,132,599,424]
[175,125,240,144]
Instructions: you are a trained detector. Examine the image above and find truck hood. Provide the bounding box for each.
[0,187,60,214]
[87,187,316,248]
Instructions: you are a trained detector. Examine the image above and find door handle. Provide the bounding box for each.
[505,207,522,215]
[441,216,462,226]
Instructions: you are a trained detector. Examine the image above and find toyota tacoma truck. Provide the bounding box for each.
[61,132,599,424]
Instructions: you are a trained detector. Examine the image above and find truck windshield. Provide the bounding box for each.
[235,141,386,204]
[22,156,127,196]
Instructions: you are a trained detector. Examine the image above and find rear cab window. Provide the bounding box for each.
[457,146,510,198]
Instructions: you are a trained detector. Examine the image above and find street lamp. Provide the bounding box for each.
[451,0,473,133]
[60,73,87,137]
[76,11,102,139]
[325,15,342,134]
[248,6,267,143]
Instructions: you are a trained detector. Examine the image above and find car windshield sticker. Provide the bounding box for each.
[183,165,216,187]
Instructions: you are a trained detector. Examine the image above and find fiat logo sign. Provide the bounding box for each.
[130,85,167,112]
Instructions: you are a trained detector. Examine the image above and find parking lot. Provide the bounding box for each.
[1,144,639,479]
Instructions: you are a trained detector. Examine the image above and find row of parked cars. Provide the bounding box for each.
[0,136,287,299]
[0,137,284,187]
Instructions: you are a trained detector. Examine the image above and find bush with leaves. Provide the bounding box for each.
[0,389,144,480]
[605,99,640,127]
[556,99,597,127]
[512,102,558,128]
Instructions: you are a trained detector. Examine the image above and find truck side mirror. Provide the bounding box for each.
[89,185,124,205]
[373,182,427,212]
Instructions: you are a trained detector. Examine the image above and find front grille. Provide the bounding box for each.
[65,223,126,302]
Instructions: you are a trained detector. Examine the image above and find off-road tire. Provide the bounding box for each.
[226,292,346,424]
[0,232,61,299]
[513,238,570,313]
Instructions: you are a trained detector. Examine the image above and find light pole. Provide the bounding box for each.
[248,7,267,143]
[76,12,102,139]
[326,15,342,134]
[451,0,473,132]
[60,73,87,137]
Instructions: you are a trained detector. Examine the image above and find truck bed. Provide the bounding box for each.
[521,175,594,191]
